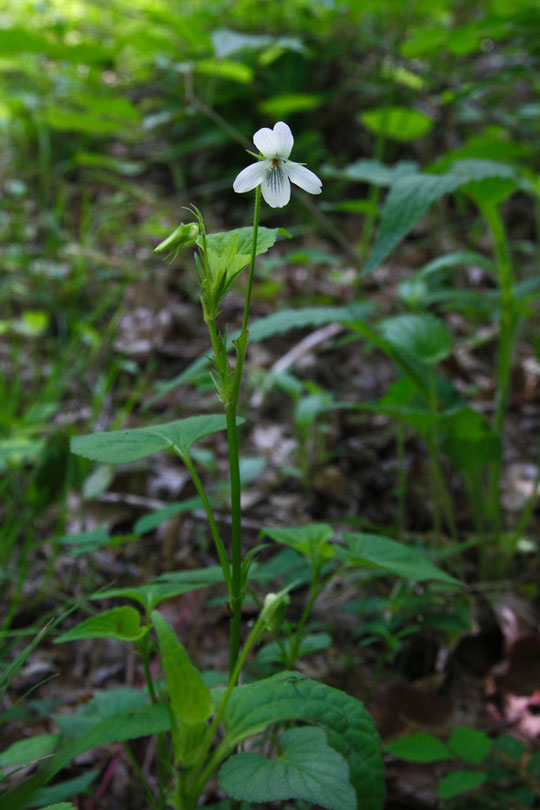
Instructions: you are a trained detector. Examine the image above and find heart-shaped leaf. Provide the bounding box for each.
[219,726,356,810]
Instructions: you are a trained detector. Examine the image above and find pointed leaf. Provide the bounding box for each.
[201,227,279,282]
[343,533,461,586]
[219,726,356,810]
[152,611,212,725]
[221,672,384,810]
[70,414,231,464]
[437,770,487,799]
[363,159,516,274]
[261,523,336,563]
[91,582,208,613]
[0,734,60,768]
[385,732,451,763]
[54,607,146,643]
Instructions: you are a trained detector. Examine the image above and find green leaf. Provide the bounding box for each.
[201,227,279,283]
[361,107,434,142]
[195,58,253,84]
[363,159,516,274]
[437,769,487,799]
[155,566,229,587]
[221,672,384,810]
[152,612,212,725]
[259,93,322,118]
[448,727,491,765]
[51,705,170,773]
[261,524,336,563]
[257,633,332,666]
[441,408,501,472]
[35,804,76,810]
[54,607,146,643]
[29,772,98,809]
[324,159,418,187]
[71,414,230,464]
[91,582,208,613]
[379,314,453,364]
[0,734,59,767]
[219,726,356,810]
[343,533,461,586]
[385,732,451,763]
[134,496,203,535]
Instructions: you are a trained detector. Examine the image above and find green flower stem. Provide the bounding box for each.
[187,610,268,804]
[183,454,232,594]
[226,403,243,678]
[287,583,320,667]
[227,184,262,678]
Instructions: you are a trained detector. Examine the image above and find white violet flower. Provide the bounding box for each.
[233,121,322,208]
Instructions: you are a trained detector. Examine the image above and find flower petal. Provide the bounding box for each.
[273,121,294,159]
[261,168,291,208]
[233,161,268,193]
[253,127,279,158]
[285,162,323,195]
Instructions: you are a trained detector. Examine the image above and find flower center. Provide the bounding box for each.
[272,158,279,166]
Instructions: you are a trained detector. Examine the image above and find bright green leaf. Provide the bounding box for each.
[361,107,434,142]
[91,582,208,613]
[448,727,491,764]
[259,93,321,118]
[70,414,230,464]
[152,611,212,725]
[385,732,451,763]
[219,726,356,810]
[343,533,461,586]
[195,58,253,84]
[261,524,336,563]
[0,734,59,767]
[437,769,487,799]
[55,607,146,643]
[202,227,278,283]
[379,314,453,364]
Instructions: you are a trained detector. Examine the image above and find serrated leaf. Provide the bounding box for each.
[152,612,212,725]
[363,159,516,274]
[219,726,356,810]
[379,313,452,364]
[55,607,146,643]
[261,524,336,563]
[0,734,60,767]
[437,769,487,799]
[70,414,230,464]
[385,732,451,763]
[343,533,461,586]
[201,226,278,283]
[448,727,491,764]
[221,671,384,810]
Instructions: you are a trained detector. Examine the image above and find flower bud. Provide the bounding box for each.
[154,222,200,260]
[261,590,290,633]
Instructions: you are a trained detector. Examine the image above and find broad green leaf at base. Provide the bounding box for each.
[219,726,356,810]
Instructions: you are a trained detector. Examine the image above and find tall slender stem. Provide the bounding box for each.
[484,204,516,536]
[226,185,262,678]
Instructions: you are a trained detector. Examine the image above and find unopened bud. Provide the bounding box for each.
[154,222,200,260]
[261,590,290,633]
